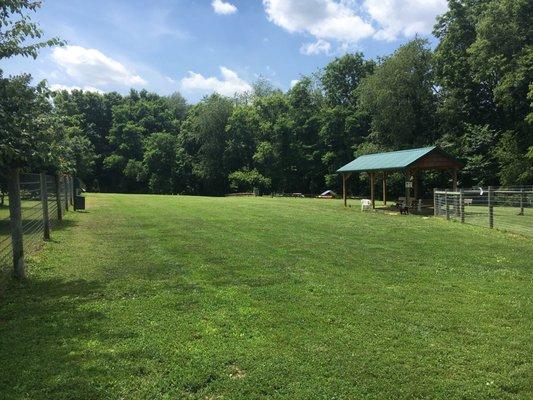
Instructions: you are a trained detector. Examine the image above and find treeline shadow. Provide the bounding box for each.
[0,277,146,399]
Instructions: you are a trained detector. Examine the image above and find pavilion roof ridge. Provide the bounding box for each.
[357,145,436,158]
[336,145,452,173]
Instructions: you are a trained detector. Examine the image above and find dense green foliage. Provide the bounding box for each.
[0,193,531,399]
[48,1,531,194]
[2,0,532,195]
[0,1,66,179]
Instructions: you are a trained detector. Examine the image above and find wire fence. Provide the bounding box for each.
[434,186,533,237]
[0,172,81,279]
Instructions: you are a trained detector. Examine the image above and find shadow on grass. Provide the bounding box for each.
[0,276,144,399]
[0,218,82,298]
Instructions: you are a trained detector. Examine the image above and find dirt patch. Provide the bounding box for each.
[228,365,246,380]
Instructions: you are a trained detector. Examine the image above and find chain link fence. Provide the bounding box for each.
[0,172,80,279]
[434,186,532,237]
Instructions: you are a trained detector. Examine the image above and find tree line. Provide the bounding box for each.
[1,0,532,199]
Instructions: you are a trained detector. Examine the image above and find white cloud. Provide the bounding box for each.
[300,39,332,55]
[263,0,448,54]
[180,66,252,96]
[290,79,300,88]
[51,45,146,88]
[364,0,447,41]
[50,84,104,94]
[212,0,237,15]
[263,0,374,44]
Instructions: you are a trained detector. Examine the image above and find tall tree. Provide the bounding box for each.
[178,94,234,195]
[143,132,178,194]
[287,77,324,192]
[434,0,532,185]
[358,38,438,149]
[321,53,375,107]
[0,0,63,173]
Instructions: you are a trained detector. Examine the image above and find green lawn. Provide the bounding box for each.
[463,205,532,237]
[0,193,532,399]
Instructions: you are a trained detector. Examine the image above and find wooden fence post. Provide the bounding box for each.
[445,189,449,220]
[488,186,493,228]
[39,173,50,240]
[64,175,69,212]
[55,175,63,221]
[7,168,25,279]
[519,188,524,216]
[69,176,74,206]
[460,189,465,223]
[433,188,437,216]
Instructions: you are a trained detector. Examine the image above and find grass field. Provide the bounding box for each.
[463,205,532,237]
[0,193,532,399]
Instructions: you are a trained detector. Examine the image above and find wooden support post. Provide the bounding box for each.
[55,175,63,221]
[342,173,347,207]
[405,171,411,208]
[460,189,465,223]
[488,186,493,228]
[445,189,450,220]
[64,175,69,212]
[452,168,458,191]
[7,169,25,279]
[382,172,387,206]
[413,170,419,201]
[370,172,375,209]
[40,173,51,240]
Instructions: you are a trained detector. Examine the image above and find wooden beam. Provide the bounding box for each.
[370,172,375,209]
[382,172,387,205]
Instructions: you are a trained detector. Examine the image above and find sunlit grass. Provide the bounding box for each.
[0,193,531,399]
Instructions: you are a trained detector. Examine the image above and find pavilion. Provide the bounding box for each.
[337,146,463,209]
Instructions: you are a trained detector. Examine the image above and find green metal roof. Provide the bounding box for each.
[337,146,437,173]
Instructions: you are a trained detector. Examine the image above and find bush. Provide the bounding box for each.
[228,168,271,194]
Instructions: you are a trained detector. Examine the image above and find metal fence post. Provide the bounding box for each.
[488,186,493,228]
[64,175,69,212]
[445,189,449,220]
[40,173,51,240]
[55,175,63,221]
[7,168,25,279]
[460,189,465,223]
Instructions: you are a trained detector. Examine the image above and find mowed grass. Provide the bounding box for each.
[0,193,532,399]
[463,205,532,237]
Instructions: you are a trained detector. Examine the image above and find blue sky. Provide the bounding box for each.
[2,0,448,102]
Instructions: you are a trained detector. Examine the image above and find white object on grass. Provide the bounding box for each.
[361,199,372,211]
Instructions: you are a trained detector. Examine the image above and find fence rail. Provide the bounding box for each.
[0,171,81,279]
[434,186,532,237]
